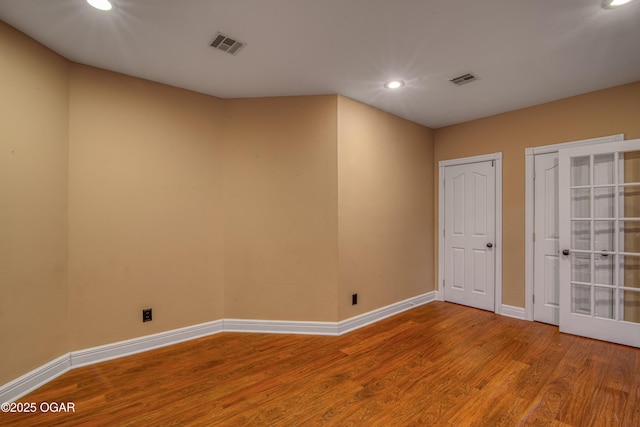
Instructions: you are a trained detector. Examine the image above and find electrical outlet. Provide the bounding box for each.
[142,308,152,322]
[352,293,358,305]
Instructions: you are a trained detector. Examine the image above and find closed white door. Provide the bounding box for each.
[559,139,640,348]
[533,153,560,325]
[444,161,496,311]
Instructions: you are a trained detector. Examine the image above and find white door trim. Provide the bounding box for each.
[524,134,624,321]
[438,152,503,315]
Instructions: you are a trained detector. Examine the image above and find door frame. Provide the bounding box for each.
[524,134,624,321]
[438,152,503,314]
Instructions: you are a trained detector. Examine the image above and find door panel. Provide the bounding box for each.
[444,161,495,311]
[452,173,465,235]
[473,172,488,236]
[452,248,465,289]
[534,152,560,325]
[559,139,640,348]
[544,255,559,304]
[472,249,487,293]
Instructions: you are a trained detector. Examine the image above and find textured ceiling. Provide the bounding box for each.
[1,0,639,128]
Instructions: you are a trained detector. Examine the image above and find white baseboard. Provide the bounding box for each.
[500,304,526,320]
[1,292,436,403]
[0,354,71,405]
[223,319,339,335]
[339,291,437,334]
[224,292,437,336]
[71,319,225,368]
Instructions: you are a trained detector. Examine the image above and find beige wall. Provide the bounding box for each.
[0,22,70,384]
[338,96,435,319]
[68,65,226,349]
[222,96,340,321]
[1,22,434,383]
[435,81,640,307]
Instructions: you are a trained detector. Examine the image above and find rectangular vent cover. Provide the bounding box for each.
[210,32,246,55]
[449,73,478,86]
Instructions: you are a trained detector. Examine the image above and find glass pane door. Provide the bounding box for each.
[559,139,640,348]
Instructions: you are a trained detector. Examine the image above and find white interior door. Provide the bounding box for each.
[444,161,496,311]
[559,138,640,348]
[534,153,560,325]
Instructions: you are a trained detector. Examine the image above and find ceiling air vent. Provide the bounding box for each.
[449,73,478,86]
[210,32,246,55]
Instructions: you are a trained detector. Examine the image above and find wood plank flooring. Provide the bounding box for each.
[2,302,639,426]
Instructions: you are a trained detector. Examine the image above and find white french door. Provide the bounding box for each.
[443,160,496,311]
[559,139,640,348]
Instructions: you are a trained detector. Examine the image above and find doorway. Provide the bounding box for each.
[532,152,560,324]
[525,134,624,323]
[438,153,502,313]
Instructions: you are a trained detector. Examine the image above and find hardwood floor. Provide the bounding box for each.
[2,302,639,426]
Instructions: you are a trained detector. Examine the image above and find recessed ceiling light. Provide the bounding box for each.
[602,0,634,8]
[87,0,113,11]
[384,80,405,90]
